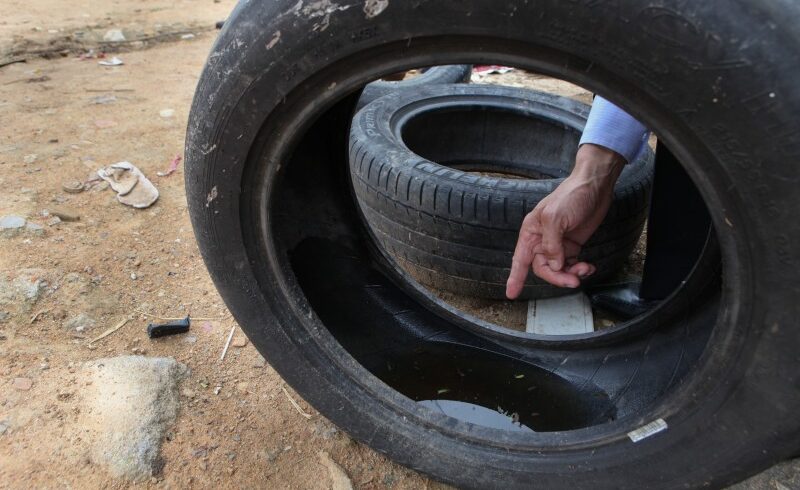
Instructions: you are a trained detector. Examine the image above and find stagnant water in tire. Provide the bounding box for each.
[374,345,615,432]
[290,238,616,432]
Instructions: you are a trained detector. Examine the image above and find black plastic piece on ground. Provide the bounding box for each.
[147,316,191,338]
[588,281,659,320]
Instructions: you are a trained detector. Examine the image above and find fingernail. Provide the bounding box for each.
[563,283,578,288]
[548,260,559,270]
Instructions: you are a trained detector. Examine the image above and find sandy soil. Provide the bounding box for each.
[0,2,441,488]
[0,2,794,489]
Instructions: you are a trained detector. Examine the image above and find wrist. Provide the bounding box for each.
[572,144,625,184]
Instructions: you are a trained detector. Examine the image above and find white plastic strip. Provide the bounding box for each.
[526,293,594,335]
[627,418,668,442]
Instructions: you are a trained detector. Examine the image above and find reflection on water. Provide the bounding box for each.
[419,400,534,433]
[370,344,614,432]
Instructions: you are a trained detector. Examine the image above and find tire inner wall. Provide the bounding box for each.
[401,105,577,179]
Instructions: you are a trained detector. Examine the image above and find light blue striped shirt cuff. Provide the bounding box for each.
[579,96,649,164]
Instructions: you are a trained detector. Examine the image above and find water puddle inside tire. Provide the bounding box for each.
[289,238,616,433]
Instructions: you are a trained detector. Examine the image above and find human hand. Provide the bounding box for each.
[505,144,626,299]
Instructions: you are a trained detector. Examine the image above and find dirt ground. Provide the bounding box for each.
[0,1,796,489]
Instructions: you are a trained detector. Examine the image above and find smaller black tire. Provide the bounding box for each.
[355,65,472,111]
[349,84,654,299]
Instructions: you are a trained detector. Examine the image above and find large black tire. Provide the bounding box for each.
[355,65,472,110]
[186,1,800,488]
[349,85,654,299]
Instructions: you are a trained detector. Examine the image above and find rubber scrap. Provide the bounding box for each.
[147,316,190,338]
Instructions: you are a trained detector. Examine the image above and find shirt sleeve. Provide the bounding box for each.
[579,96,650,164]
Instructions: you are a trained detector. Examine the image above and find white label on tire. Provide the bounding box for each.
[627,418,668,442]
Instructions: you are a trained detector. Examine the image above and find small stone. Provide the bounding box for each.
[1,215,26,229]
[12,377,33,391]
[47,207,80,222]
[103,29,126,42]
[25,222,44,236]
[191,446,208,458]
[235,382,249,393]
[183,335,198,344]
[0,421,8,435]
[319,451,353,489]
[40,362,49,370]
[181,388,196,399]
[130,273,137,280]
[65,313,95,332]
[180,33,195,40]
[23,154,37,164]
[89,95,117,105]
[62,180,85,194]
[46,217,61,226]
[159,109,175,118]
[231,337,248,348]
[0,216,26,237]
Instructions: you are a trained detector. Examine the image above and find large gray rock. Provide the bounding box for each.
[0,269,45,312]
[732,459,800,489]
[81,356,188,481]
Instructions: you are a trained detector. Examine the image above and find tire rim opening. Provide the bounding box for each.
[268,62,723,437]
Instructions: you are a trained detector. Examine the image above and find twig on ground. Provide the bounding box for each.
[281,385,313,419]
[84,88,135,92]
[29,309,49,324]
[0,57,26,69]
[219,324,236,361]
[89,316,132,344]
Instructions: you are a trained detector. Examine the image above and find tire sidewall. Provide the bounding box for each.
[356,64,473,109]
[186,1,800,487]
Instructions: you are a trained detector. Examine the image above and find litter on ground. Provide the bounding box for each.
[97,161,159,209]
